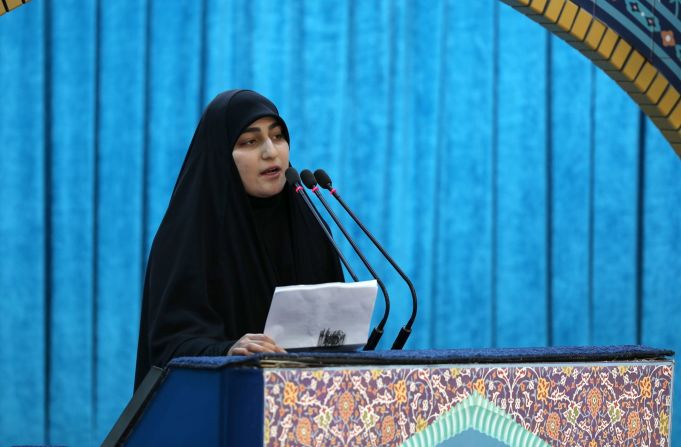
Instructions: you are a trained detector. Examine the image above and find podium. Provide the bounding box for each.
[105,346,674,446]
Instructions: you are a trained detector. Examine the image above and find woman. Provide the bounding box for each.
[134,90,344,389]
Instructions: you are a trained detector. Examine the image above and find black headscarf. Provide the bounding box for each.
[134,90,344,388]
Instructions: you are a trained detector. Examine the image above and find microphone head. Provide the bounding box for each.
[285,167,301,186]
[314,169,333,190]
[300,169,318,189]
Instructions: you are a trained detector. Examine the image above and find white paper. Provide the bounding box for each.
[264,280,378,350]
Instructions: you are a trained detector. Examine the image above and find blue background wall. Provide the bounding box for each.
[1,0,680,445]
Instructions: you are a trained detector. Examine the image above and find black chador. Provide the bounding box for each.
[134,90,343,388]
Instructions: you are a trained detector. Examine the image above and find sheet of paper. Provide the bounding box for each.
[264,280,378,350]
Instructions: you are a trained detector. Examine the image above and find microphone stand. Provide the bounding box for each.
[285,168,359,282]
[314,169,418,350]
[300,170,389,351]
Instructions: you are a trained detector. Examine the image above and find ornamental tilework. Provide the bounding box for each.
[571,0,681,90]
[263,362,672,447]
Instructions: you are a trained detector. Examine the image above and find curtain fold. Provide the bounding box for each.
[95,0,147,440]
[48,0,97,444]
[0,2,46,443]
[495,2,550,347]
[550,36,593,346]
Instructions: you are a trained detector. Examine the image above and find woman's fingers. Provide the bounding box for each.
[245,342,275,353]
[229,347,250,356]
[273,344,287,353]
[243,334,286,352]
[248,341,287,354]
[228,333,287,355]
[245,333,278,345]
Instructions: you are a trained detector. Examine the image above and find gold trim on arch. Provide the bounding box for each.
[0,0,31,16]
[0,0,31,17]
[501,0,681,159]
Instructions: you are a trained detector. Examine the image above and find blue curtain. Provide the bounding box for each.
[1,1,679,444]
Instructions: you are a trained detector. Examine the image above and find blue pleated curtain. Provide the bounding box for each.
[1,0,680,445]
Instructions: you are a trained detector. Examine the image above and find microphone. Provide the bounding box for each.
[300,169,389,351]
[285,168,359,282]
[314,169,418,350]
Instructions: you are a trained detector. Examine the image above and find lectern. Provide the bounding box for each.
[104,346,674,446]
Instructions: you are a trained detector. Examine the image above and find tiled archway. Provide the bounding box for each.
[503,0,681,158]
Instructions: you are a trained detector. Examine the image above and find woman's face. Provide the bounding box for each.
[232,116,290,198]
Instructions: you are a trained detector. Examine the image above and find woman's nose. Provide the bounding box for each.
[261,138,278,158]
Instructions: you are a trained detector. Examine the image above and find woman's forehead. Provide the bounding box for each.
[240,116,282,134]
[247,116,279,128]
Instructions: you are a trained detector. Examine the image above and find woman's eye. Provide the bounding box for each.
[240,139,257,146]
[273,133,284,140]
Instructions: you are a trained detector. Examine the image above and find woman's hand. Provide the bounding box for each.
[227,333,287,356]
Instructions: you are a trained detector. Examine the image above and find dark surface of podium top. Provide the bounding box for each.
[168,344,674,370]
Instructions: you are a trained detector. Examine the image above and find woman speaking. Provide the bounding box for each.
[134,90,344,389]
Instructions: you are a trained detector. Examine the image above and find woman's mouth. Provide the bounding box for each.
[260,166,281,177]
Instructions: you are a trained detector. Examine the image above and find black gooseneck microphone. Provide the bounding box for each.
[285,167,359,282]
[314,169,418,350]
[300,169,389,351]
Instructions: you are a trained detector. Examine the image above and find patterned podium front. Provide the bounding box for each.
[264,360,672,446]
[119,346,674,446]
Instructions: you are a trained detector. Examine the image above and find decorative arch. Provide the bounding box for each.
[0,0,31,16]
[501,0,681,159]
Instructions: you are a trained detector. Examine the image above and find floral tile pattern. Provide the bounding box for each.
[263,362,672,447]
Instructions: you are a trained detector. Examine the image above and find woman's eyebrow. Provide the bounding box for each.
[241,123,280,134]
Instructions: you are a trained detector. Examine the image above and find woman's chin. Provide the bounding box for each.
[250,180,285,198]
